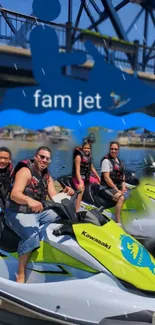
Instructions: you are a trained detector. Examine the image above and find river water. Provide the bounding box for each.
[0,129,154,179]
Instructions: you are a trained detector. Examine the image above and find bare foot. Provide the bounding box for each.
[16,274,25,283]
[117,223,122,227]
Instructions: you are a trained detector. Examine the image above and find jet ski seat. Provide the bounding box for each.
[57,175,76,190]
[0,212,20,253]
[57,176,116,209]
[57,172,140,191]
[83,183,116,209]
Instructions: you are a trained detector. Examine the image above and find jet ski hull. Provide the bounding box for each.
[0,273,155,325]
[0,193,155,324]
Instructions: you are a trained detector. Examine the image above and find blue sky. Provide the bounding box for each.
[1,0,154,46]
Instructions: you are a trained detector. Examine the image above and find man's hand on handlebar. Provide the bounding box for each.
[121,183,127,193]
[63,186,74,196]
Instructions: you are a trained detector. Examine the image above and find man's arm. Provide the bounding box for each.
[103,172,119,191]
[48,176,74,199]
[90,164,100,182]
[11,167,32,204]
[47,176,57,199]
[10,167,43,212]
[121,169,127,192]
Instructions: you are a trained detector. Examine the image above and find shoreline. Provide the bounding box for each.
[119,144,155,149]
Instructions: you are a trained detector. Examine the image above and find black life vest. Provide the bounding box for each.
[6,159,50,213]
[0,163,13,212]
[72,147,92,183]
[101,154,124,187]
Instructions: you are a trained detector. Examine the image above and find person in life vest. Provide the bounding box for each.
[100,141,127,224]
[72,140,100,212]
[0,147,13,214]
[5,146,74,283]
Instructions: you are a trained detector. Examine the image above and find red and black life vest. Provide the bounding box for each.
[101,154,124,187]
[72,147,92,183]
[0,163,13,211]
[6,159,50,213]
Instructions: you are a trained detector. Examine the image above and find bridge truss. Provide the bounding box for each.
[0,0,154,73]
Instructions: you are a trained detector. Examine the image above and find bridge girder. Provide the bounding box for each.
[0,1,155,73]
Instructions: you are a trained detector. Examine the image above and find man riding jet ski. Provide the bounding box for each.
[0,147,13,213]
[0,191,155,325]
[4,145,74,283]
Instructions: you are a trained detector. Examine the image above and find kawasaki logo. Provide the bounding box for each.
[81,231,111,249]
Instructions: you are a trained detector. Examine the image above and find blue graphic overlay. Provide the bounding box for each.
[0,110,155,132]
[32,0,61,21]
[120,234,155,274]
[0,0,154,132]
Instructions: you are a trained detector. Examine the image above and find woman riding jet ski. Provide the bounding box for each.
[72,134,100,212]
[57,169,139,211]
[0,192,155,325]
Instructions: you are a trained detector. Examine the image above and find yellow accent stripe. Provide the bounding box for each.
[12,241,98,274]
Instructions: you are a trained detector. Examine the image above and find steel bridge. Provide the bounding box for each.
[0,0,155,88]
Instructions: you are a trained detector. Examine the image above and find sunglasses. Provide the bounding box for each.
[37,154,51,162]
[0,156,10,161]
[110,148,118,151]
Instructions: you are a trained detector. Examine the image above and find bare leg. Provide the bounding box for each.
[115,196,124,223]
[113,192,124,223]
[75,191,84,212]
[16,251,32,283]
[75,187,85,212]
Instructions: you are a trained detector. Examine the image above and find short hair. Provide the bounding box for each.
[0,147,12,157]
[35,146,52,155]
[109,141,120,149]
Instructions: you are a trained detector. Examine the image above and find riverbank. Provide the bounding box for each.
[0,139,43,149]
[117,136,155,148]
[119,143,155,148]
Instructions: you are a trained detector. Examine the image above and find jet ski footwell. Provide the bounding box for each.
[0,274,155,325]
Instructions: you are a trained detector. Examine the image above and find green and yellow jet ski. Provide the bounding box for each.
[0,192,155,324]
[57,175,155,255]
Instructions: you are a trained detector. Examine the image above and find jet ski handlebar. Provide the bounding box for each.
[43,191,107,226]
[42,191,81,222]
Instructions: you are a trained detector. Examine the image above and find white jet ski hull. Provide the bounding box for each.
[0,193,155,325]
[0,272,155,325]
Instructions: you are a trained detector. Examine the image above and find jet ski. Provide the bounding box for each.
[118,177,155,253]
[57,171,139,214]
[57,175,155,255]
[0,193,155,324]
[143,154,155,177]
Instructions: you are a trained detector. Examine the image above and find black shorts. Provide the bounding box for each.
[99,187,118,201]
